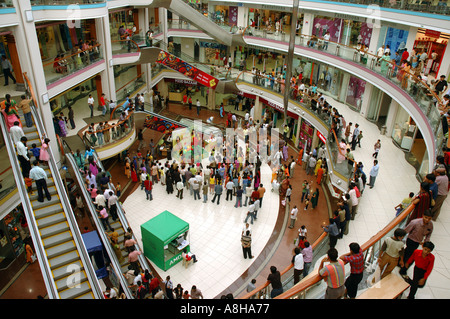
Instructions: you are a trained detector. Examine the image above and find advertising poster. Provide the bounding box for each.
[156,50,219,89]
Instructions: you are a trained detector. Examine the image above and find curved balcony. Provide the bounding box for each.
[81,112,136,160]
[43,42,103,86]
[111,38,141,66]
[241,27,443,172]
[30,0,107,22]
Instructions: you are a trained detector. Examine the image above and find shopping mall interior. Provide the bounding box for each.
[0,0,449,301]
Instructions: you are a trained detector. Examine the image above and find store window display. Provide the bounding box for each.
[0,205,29,270]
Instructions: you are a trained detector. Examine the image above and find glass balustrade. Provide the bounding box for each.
[31,0,105,5]
[242,28,443,138]
[42,43,103,85]
[111,39,140,56]
[83,113,135,149]
[319,0,449,15]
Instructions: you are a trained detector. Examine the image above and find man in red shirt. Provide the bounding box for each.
[404,241,435,299]
[148,274,161,298]
[144,175,153,201]
[340,242,364,299]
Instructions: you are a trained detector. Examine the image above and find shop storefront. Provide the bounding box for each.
[298,118,314,152]
[0,205,29,291]
[391,106,418,152]
[50,75,99,117]
[36,19,97,63]
[109,7,139,41]
[345,76,367,111]
[414,29,448,76]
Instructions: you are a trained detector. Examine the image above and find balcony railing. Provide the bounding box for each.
[242,27,444,138]
[83,112,135,148]
[31,0,105,5]
[42,42,102,85]
[319,0,450,16]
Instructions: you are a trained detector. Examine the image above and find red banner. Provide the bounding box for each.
[156,50,219,89]
[317,130,327,143]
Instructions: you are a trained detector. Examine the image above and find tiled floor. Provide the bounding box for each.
[122,93,450,299]
[2,69,449,299]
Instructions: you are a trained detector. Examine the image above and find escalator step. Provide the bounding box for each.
[36,211,67,229]
[42,230,73,248]
[40,221,70,239]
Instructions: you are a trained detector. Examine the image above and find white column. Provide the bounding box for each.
[359,82,373,118]
[405,26,418,52]
[181,38,195,58]
[302,13,314,36]
[160,7,168,50]
[368,25,381,56]
[385,99,400,136]
[13,0,60,164]
[237,6,249,29]
[97,16,116,101]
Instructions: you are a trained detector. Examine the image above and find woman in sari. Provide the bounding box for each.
[314,157,322,175]
[380,52,391,76]
[311,187,319,209]
[2,102,21,132]
[316,165,324,184]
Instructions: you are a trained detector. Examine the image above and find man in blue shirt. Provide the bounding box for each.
[367,160,379,189]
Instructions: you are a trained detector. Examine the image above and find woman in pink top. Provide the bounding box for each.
[39,136,50,162]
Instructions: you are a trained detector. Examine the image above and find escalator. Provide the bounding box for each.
[0,106,103,299]
[150,0,245,47]
[64,148,136,299]
[89,150,152,276]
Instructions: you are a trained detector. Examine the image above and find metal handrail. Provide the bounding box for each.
[273,201,416,299]
[91,151,153,275]
[0,112,59,299]
[31,105,104,299]
[65,151,134,299]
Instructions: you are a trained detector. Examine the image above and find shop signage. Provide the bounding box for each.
[165,78,198,85]
[317,130,327,143]
[424,29,441,38]
[156,50,219,89]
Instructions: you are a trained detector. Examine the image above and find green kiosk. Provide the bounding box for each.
[140,210,190,271]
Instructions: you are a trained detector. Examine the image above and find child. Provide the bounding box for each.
[116,182,122,198]
[30,143,40,160]
[357,130,363,148]
[40,137,50,162]
[24,176,34,195]
[88,184,97,202]
[304,194,310,210]
[298,225,307,239]
[182,290,190,299]
[395,192,415,216]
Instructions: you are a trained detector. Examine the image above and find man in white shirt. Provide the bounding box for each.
[226,180,235,201]
[29,160,51,202]
[16,136,31,178]
[348,182,359,220]
[94,190,107,208]
[88,94,94,118]
[292,247,304,284]
[107,190,119,221]
[10,121,24,145]
[289,205,298,228]
[109,100,116,114]
[323,32,330,50]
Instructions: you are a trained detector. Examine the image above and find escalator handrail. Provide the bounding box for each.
[65,152,134,299]
[0,114,59,299]
[273,201,416,299]
[30,105,104,299]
